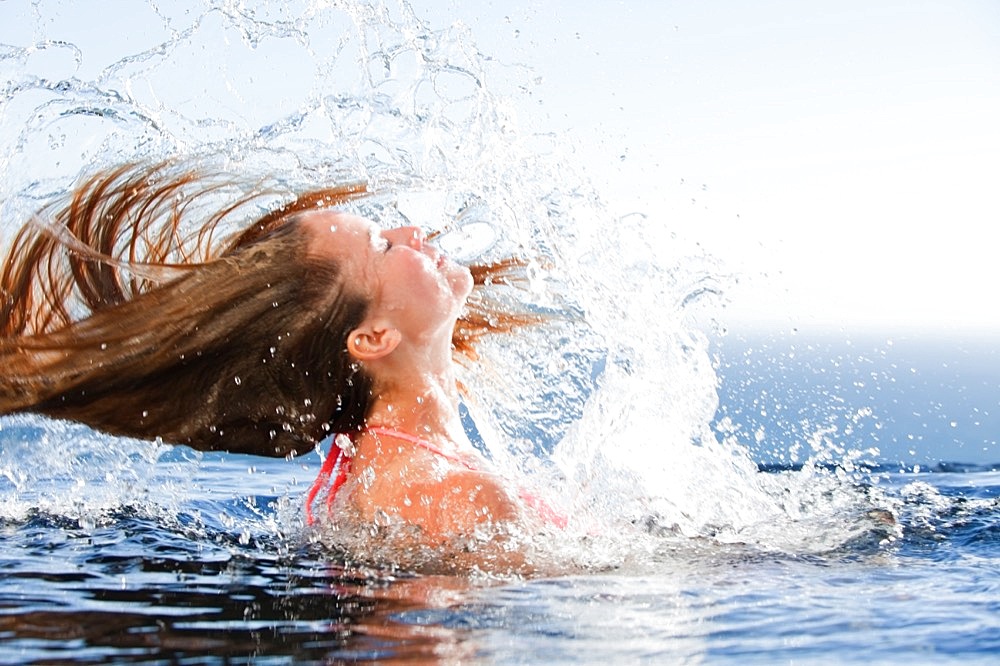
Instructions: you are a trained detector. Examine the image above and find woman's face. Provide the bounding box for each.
[303,211,473,340]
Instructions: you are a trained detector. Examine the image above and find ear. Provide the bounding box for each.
[347,321,402,362]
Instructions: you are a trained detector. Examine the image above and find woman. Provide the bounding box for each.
[0,161,554,569]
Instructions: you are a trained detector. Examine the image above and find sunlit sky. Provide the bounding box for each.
[5,0,999,334]
[422,0,1000,334]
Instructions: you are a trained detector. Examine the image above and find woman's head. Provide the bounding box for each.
[300,211,474,363]
[0,161,540,456]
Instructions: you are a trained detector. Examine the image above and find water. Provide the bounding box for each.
[3,340,999,663]
[2,1,999,663]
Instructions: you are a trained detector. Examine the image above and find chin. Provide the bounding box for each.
[448,265,474,299]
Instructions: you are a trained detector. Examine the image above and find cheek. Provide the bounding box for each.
[390,257,445,301]
[385,254,468,312]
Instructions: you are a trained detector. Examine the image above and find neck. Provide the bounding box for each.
[365,364,467,446]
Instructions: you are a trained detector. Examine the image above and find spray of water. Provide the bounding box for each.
[0,0,895,570]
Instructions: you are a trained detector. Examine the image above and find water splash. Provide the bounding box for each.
[0,0,891,567]
[0,414,180,523]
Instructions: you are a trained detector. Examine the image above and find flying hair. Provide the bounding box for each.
[0,161,541,456]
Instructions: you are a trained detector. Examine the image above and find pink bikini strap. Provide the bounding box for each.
[372,427,567,528]
[366,426,476,469]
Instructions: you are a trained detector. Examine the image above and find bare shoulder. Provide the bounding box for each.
[345,454,530,572]
[373,462,519,536]
[431,468,520,523]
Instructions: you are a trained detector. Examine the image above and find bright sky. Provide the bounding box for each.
[5,0,998,334]
[421,0,1000,334]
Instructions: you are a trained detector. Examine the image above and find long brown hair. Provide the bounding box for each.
[0,161,538,456]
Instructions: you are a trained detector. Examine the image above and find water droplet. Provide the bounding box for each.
[234,376,242,385]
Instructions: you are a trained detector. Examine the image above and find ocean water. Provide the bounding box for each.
[2,333,998,664]
[2,1,999,663]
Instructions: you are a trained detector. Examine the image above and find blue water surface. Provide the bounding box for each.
[0,331,998,664]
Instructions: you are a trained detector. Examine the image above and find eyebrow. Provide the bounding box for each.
[368,226,388,252]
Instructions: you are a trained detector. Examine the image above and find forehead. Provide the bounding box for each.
[300,211,379,258]
[299,211,382,295]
